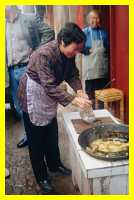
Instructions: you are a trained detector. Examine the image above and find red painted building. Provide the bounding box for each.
[109,6,129,123]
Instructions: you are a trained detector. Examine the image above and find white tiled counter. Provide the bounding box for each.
[62,109,128,194]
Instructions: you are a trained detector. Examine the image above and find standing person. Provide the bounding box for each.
[17,22,91,194]
[82,9,109,105]
[6,6,55,148]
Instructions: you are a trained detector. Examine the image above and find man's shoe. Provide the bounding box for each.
[17,136,28,148]
[39,180,54,194]
[5,168,10,178]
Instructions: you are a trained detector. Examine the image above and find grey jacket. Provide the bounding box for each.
[6,12,55,66]
[18,13,55,50]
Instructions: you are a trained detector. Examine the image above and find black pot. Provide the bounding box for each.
[78,123,129,161]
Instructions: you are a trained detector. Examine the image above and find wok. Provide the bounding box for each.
[78,123,129,161]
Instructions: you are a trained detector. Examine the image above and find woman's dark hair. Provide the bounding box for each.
[57,22,86,46]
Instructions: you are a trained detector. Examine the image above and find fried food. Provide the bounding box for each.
[88,138,129,153]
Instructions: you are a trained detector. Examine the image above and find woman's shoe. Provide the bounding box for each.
[39,180,54,194]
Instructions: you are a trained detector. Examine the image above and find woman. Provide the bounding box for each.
[82,9,109,104]
[18,22,91,194]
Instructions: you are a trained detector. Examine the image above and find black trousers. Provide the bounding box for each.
[85,78,108,108]
[23,112,61,183]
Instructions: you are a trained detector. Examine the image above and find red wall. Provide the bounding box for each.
[109,6,129,123]
[76,6,84,28]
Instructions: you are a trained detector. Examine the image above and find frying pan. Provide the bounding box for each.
[78,123,129,161]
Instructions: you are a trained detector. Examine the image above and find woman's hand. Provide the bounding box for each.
[72,96,92,108]
[76,90,89,100]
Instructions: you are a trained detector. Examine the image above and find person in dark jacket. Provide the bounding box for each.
[6,6,55,148]
[18,22,91,193]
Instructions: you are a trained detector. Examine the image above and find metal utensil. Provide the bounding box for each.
[96,78,116,97]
